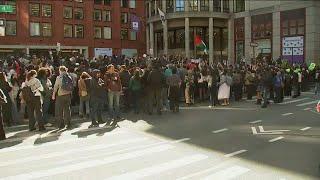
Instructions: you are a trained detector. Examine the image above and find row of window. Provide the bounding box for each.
[3,21,137,40]
[149,0,245,16]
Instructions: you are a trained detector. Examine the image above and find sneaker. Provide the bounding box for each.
[208,105,212,108]
[88,124,99,128]
[45,123,53,127]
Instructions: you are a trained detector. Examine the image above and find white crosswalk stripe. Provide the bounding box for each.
[1,144,174,180]
[296,100,318,107]
[106,154,208,180]
[0,137,148,167]
[279,98,309,105]
[203,165,250,180]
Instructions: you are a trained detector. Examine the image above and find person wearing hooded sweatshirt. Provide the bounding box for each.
[88,69,105,128]
[22,70,46,131]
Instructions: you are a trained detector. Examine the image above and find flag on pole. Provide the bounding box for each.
[158,8,166,25]
[194,35,208,54]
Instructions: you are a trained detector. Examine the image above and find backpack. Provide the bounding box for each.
[226,76,233,86]
[21,86,34,102]
[61,74,74,92]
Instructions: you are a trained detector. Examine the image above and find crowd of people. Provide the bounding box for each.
[0,54,319,140]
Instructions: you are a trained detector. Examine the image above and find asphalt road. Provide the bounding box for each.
[0,92,319,180]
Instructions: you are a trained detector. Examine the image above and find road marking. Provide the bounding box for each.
[279,98,309,105]
[107,154,208,180]
[303,107,312,111]
[300,127,311,131]
[224,150,247,158]
[282,113,293,116]
[203,166,250,180]
[251,126,289,135]
[0,130,127,153]
[0,138,148,167]
[296,100,318,107]
[212,128,228,133]
[269,136,284,142]
[58,138,190,166]
[2,144,174,180]
[249,120,262,124]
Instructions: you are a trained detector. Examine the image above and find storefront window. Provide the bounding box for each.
[42,23,52,37]
[189,0,198,12]
[251,14,272,39]
[281,9,305,36]
[176,0,185,12]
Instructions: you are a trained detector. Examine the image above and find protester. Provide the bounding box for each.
[0,88,7,140]
[52,66,73,129]
[22,70,46,131]
[78,72,91,118]
[166,67,181,112]
[129,70,142,114]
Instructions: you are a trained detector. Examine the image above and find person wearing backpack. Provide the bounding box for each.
[52,66,74,129]
[22,70,46,131]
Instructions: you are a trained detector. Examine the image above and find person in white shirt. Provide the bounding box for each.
[23,70,46,131]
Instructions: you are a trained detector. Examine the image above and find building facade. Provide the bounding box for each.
[0,0,145,58]
[146,0,320,64]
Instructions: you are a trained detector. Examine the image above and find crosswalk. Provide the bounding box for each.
[0,127,257,180]
[245,96,318,108]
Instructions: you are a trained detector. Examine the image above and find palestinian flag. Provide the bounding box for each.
[194,35,208,54]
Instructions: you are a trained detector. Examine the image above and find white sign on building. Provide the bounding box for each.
[94,48,112,57]
[0,27,5,37]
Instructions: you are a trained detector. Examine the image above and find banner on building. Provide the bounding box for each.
[131,14,140,32]
[94,48,112,57]
[282,36,304,64]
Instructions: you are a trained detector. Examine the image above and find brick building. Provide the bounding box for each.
[0,0,146,58]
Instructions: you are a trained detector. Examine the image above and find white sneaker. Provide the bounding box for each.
[208,105,212,108]
[45,123,53,127]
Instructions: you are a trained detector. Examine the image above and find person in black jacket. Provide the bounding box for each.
[0,72,13,127]
[88,69,105,128]
[147,64,165,115]
[119,65,131,112]
[261,67,273,108]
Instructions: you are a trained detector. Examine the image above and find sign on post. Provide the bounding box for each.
[250,42,258,47]
[56,42,61,52]
[0,5,13,13]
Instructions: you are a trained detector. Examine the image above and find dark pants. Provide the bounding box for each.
[148,88,162,114]
[262,86,270,108]
[27,96,44,130]
[169,86,180,112]
[274,86,283,103]
[90,99,103,124]
[246,84,254,100]
[131,90,141,113]
[233,83,243,101]
[122,88,130,111]
[209,85,218,106]
[2,100,12,126]
[0,106,5,140]
[55,94,71,128]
